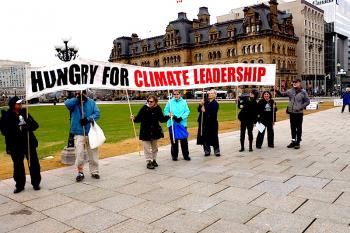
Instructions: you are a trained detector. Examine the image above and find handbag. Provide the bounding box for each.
[170,122,189,140]
[88,120,106,149]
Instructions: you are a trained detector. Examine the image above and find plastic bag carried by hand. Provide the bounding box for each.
[88,121,106,149]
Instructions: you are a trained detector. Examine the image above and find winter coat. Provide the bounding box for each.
[0,109,39,155]
[164,97,190,128]
[238,98,258,124]
[277,88,310,114]
[134,104,168,141]
[257,99,277,125]
[64,97,100,135]
[197,100,219,145]
[342,91,350,105]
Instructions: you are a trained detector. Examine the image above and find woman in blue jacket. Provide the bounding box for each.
[341,87,350,113]
[164,90,191,161]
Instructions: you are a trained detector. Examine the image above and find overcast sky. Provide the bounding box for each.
[1,0,291,67]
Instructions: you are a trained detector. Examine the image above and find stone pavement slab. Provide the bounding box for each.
[2,108,350,232]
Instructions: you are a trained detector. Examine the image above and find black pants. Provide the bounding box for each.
[10,149,41,189]
[289,113,303,143]
[240,121,254,148]
[203,140,220,155]
[341,104,350,112]
[169,130,189,159]
[256,122,274,147]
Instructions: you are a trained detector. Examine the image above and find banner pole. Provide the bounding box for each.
[200,88,205,137]
[125,89,141,156]
[235,86,239,120]
[167,89,175,144]
[25,65,30,169]
[272,85,276,126]
[80,90,87,150]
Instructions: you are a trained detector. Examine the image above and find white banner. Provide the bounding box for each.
[26,58,276,100]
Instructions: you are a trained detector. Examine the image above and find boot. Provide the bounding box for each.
[239,140,245,152]
[249,140,253,152]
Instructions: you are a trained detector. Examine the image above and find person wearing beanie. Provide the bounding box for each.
[0,96,41,193]
[238,90,259,152]
[275,78,310,149]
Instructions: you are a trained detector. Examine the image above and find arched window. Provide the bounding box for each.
[272,44,275,53]
[252,45,256,53]
[170,57,174,63]
[250,60,255,63]
[163,58,167,64]
[213,51,217,59]
[258,59,264,63]
[242,46,246,55]
[277,45,281,54]
[177,55,181,63]
[247,45,251,54]
[217,51,221,59]
[227,49,231,57]
[209,52,212,60]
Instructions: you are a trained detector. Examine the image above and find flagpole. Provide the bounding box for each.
[167,89,175,144]
[125,89,141,156]
[272,85,276,126]
[235,86,239,120]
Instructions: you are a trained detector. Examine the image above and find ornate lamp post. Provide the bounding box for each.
[55,38,78,149]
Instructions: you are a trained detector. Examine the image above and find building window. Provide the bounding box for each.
[258,59,264,64]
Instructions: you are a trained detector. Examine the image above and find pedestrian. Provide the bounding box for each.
[197,89,220,156]
[131,95,169,169]
[256,91,277,149]
[0,96,41,193]
[64,90,101,182]
[238,90,259,152]
[275,78,310,149]
[341,87,350,113]
[164,90,191,161]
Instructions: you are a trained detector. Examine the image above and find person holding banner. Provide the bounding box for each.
[131,95,169,169]
[256,91,277,149]
[64,90,101,182]
[238,90,259,152]
[275,78,310,149]
[197,89,220,157]
[0,96,41,193]
[164,90,191,161]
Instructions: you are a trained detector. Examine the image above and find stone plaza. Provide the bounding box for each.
[0,107,350,233]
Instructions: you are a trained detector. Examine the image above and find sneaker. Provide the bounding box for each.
[294,143,300,149]
[33,185,41,191]
[184,157,191,161]
[13,187,24,194]
[239,148,245,152]
[256,146,262,149]
[204,153,210,157]
[215,154,221,157]
[287,141,295,148]
[91,174,100,179]
[76,172,85,182]
[147,161,155,169]
[268,145,274,148]
[152,160,158,167]
[249,148,253,152]
[172,157,178,161]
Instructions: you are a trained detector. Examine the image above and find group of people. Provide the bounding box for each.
[0,78,310,193]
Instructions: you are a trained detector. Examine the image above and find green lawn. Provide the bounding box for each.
[0,102,287,158]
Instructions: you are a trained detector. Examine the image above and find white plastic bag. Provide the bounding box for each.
[88,121,106,149]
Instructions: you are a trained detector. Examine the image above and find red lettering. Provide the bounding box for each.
[221,68,227,82]
[227,67,235,82]
[149,72,155,87]
[194,69,199,84]
[213,68,220,83]
[244,67,252,82]
[173,70,182,86]
[134,70,143,87]
[143,71,150,87]
[154,71,167,86]
[200,68,206,84]
[166,71,176,86]
[206,68,213,83]
[182,70,190,85]
[237,67,243,82]
[257,67,266,82]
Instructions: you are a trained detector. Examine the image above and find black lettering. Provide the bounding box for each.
[121,68,129,86]
[89,65,98,84]
[57,68,68,86]
[69,64,81,85]
[31,71,44,92]
[81,64,89,84]
[110,67,119,86]
[42,70,56,88]
[102,67,111,85]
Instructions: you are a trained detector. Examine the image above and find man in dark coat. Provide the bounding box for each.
[341,87,350,113]
[197,89,220,156]
[0,96,41,193]
[238,90,259,152]
[132,95,169,169]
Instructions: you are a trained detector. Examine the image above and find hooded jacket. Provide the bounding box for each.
[164,97,190,128]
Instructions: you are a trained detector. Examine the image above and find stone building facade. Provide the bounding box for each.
[110,0,298,91]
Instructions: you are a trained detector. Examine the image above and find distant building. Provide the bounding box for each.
[0,60,30,98]
[307,0,350,91]
[278,0,325,94]
[110,0,298,90]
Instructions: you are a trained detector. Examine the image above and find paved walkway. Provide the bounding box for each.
[1,107,350,233]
